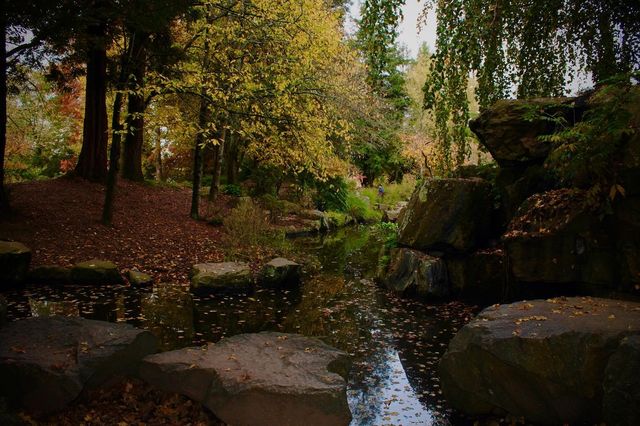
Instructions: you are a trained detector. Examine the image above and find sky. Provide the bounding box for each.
[346,0,437,59]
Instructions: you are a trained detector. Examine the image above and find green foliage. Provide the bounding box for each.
[6,71,82,182]
[360,178,417,207]
[314,177,349,212]
[222,184,241,197]
[542,74,640,208]
[344,193,381,223]
[422,0,640,174]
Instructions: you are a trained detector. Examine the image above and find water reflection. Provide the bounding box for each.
[141,283,194,350]
[2,226,475,425]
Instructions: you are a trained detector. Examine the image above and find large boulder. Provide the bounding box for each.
[0,241,31,286]
[504,189,617,291]
[602,335,640,425]
[259,258,301,288]
[70,259,123,285]
[382,248,449,299]
[0,316,157,415]
[612,196,640,292]
[398,178,493,253]
[439,297,640,424]
[28,265,71,285]
[140,332,351,426]
[469,97,576,168]
[446,249,507,304]
[190,262,252,292]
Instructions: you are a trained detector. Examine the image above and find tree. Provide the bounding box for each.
[422,0,640,173]
[353,0,411,185]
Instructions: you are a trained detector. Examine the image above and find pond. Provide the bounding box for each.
[3,226,478,425]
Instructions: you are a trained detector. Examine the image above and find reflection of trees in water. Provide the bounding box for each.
[26,286,131,323]
[30,298,80,317]
[141,283,194,350]
[193,288,299,344]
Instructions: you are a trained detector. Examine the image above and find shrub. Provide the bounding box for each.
[222,183,242,197]
[345,193,381,223]
[314,177,348,211]
[223,199,271,245]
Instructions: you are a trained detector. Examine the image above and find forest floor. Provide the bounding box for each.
[0,177,238,282]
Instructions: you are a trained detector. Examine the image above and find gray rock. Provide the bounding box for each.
[0,316,157,415]
[398,178,492,253]
[603,335,640,426]
[141,332,351,426]
[259,258,301,288]
[0,241,31,286]
[70,259,123,285]
[127,269,153,286]
[439,297,640,424]
[190,262,252,292]
[383,248,449,299]
[28,265,71,285]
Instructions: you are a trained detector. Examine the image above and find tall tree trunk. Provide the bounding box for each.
[0,11,8,214]
[121,33,148,181]
[75,23,109,182]
[102,91,124,225]
[225,132,239,184]
[155,126,163,181]
[208,128,226,201]
[190,95,207,219]
[190,9,212,219]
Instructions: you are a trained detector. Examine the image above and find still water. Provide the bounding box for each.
[3,227,477,425]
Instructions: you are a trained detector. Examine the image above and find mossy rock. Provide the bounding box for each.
[28,265,71,285]
[0,241,31,286]
[190,262,252,292]
[70,260,123,285]
[127,270,153,286]
[259,258,301,288]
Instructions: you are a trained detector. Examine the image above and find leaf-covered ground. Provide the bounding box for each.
[0,178,228,282]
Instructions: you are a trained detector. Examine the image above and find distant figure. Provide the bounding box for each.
[377,185,385,199]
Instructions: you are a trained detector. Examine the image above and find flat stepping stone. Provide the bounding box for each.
[28,265,71,285]
[70,259,122,284]
[0,241,31,286]
[141,332,351,426]
[0,316,157,415]
[127,269,153,286]
[259,258,301,288]
[440,297,640,424]
[190,262,252,292]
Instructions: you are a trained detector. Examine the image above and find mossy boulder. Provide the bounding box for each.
[259,258,301,288]
[127,269,153,286]
[0,241,31,286]
[398,178,493,253]
[190,262,252,292]
[70,260,123,285]
[28,265,71,285]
